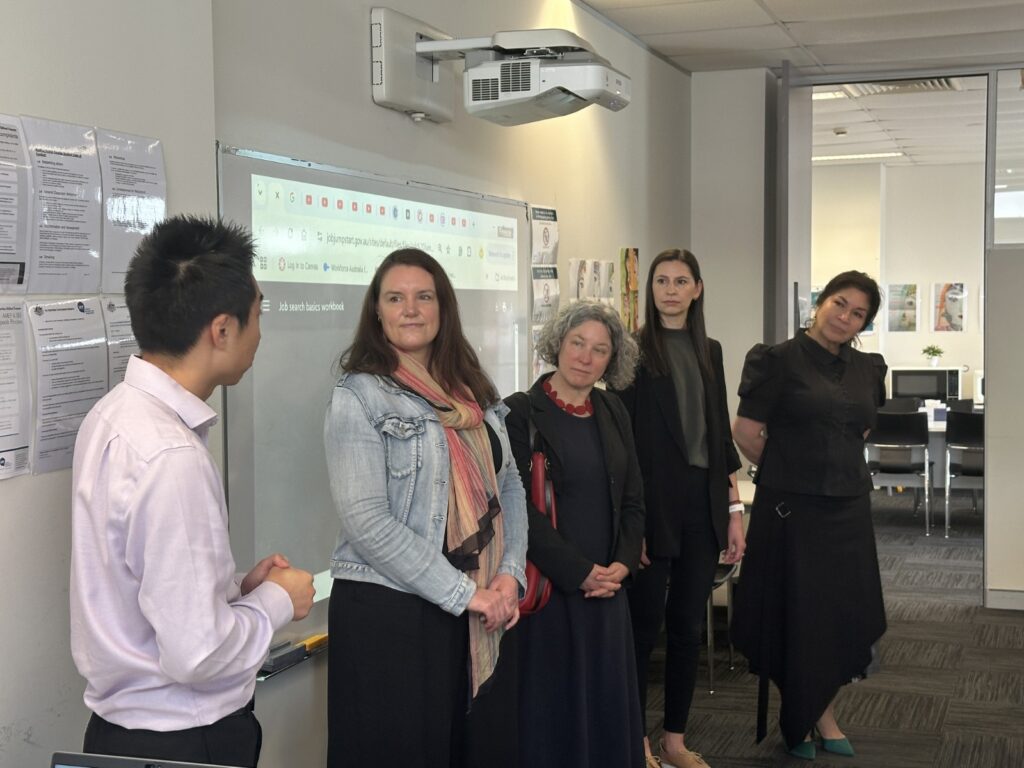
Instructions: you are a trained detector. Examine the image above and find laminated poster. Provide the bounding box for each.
[0,115,33,294]
[22,117,102,294]
[27,297,107,473]
[97,129,166,293]
[0,301,31,479]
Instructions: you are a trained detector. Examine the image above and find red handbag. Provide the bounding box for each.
[519,424,556,616]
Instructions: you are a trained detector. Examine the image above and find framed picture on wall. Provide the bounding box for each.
[809,288,821,324]
[933,282,967,332]
[886,283,919,332]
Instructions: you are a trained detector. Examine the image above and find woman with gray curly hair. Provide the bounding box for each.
[504,301,647,768]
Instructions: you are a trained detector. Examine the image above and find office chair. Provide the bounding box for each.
[945,397,975,413]
[945,410,984,538]
[867,411,932,535]
[879,396,923,414]
[705,561,737,695]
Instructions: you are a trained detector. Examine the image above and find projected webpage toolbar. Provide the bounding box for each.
[250,174,518,290]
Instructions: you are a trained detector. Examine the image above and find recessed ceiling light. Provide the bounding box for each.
[812,91,846,101]
[812,152,904,161]
[995,184,1008,189]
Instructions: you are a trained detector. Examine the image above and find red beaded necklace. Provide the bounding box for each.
[543,378,593,416]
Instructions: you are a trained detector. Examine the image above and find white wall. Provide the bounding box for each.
[0,2,217,765]
[811,163,882,353]
[811,164,882,285]
[882,164,985,381]
[985,246,1024,607]
[690,69,772,406]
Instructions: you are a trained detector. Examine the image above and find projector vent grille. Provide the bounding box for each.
[472,77,499,102]
[500,61,531,93]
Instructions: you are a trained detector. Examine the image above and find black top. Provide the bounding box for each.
[737,329,887,496]
[663,328,708,468]
[547,408,614,564]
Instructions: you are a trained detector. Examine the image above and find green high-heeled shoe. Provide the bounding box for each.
[813,726,855,757]
[788,740,816,760]
[820,736,855,757]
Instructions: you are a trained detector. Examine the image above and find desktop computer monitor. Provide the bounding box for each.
[974,369,984,404]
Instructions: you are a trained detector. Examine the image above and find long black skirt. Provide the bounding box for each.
[327,579,518,768]
[730,487,886,749]
[518,587,645,768]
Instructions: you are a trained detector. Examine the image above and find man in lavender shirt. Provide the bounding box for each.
[70,215,315,767]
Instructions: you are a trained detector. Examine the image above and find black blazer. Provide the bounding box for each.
[504,375,645,593]
[614,337,742,557]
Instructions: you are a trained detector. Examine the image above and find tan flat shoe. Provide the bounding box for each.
[659,741,710,768]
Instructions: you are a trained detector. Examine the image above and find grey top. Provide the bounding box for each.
[664,327,708,468]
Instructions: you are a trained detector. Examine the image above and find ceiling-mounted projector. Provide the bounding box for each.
[370,8,631,126]
[419,29,631,127]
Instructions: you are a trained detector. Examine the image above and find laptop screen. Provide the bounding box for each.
[52,752,244,768]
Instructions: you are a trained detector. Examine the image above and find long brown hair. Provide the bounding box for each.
[636,248,714,383]
[340,248,498,407]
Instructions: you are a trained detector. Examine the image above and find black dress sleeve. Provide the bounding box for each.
[503,391,594,593]
[736,343,782,423]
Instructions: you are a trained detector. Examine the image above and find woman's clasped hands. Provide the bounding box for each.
[581,562,630,598]
[468,573,521,632]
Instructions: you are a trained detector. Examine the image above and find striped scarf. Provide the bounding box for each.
[391,350,505,697]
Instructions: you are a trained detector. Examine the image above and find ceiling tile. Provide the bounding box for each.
[765,0,1024,23]
[642,24,796,54]
[602,0,772,35]
[583,0,711,9]
[809,30,1024,66]
[788,6,1024,46]
[670,46,818,70]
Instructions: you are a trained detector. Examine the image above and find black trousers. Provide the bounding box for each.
[327,578,518,768]
[629,464,720,734]
[83,701,261,767]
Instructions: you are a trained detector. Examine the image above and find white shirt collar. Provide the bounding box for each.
[123,355,219,431]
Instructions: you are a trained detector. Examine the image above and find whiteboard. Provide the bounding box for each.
[217,145,530,638]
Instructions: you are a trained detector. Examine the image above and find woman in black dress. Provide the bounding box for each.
[731,271,887,760]
[504,301,646,768]
[615,249,745,768]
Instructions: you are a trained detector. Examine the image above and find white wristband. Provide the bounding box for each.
[729,502,745,515]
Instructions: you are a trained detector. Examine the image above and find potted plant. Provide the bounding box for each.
[922,344,944,367]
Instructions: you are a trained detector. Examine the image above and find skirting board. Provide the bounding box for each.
[985,589,1024,611]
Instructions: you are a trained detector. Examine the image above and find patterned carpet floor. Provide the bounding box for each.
[644,490,1024,768]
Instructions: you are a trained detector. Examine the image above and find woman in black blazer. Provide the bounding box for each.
[505,301,646,768]
[615,249,745,768]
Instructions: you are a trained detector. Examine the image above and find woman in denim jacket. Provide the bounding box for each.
[323,249,527,768]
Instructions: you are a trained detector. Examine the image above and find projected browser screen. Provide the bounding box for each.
[250,174,518,290]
